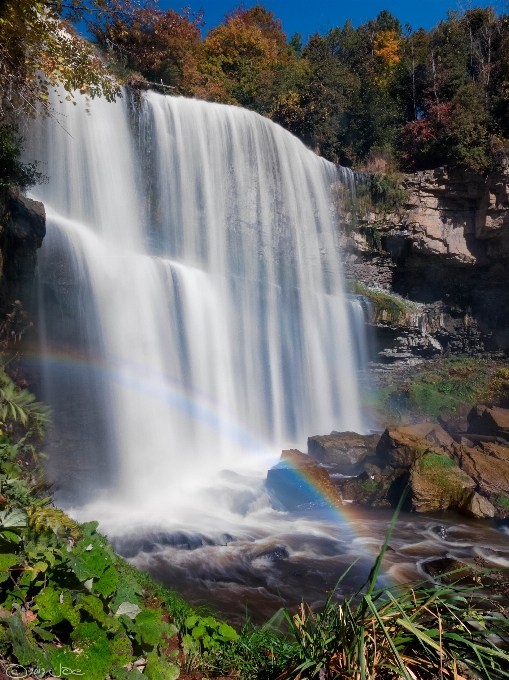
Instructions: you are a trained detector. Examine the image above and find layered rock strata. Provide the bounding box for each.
[344,167,509,358]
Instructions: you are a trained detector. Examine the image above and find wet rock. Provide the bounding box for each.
[338,471,391,507]
[462,492,496,519]
[454,444,509,501]
[255,546,289,562]
[410,453,475,513]
[281,449,316,467]
[400,422,454,449]
[422,557,473,583]
[266,450,342,510]
[307,432,380,473]
[1,192,46,311]
[455,432,508,445]
[7,193,46,246]
[467,405,509,442]
[439,414,469,436]
[336,468,407,507]
[376,426,446,469]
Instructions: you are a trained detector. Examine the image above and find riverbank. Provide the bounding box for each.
[0,358,507,677]
[1,432,508,679]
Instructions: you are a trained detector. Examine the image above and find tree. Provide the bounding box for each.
[186,5,302,114]
[92,4,203,91]
[0,0,120,119]
[401,84,491,172]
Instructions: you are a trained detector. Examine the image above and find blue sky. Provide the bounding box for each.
[159,0,501,38]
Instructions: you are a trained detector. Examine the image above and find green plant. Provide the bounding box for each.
[0,374,51,438]
[495,495,509,512]
[279,488,509,679]
[370,171,407,214]
[27,505,81,539]
[483,368,509,408]
[183,614,238,653]
[0,125,45,192]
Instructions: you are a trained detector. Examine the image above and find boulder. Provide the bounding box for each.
[454,444,509,500]
[398,422,454,449]
[479,441,509,462]
[338,468,406,507]
[376,426,447,469]
[307,432,380,474]
[410,453,475,513]
[281,448,315,467]
[439,414,469,436]
[467,405,509,442]
[462,492,496,519]
[339,471,389,506]
[266,450,342,510]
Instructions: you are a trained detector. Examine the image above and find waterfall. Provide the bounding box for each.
[27,91,365,529]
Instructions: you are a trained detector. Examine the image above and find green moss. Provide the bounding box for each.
[347,281,411,323]
[495,494,509,512]
[417,454,466,499]
[361,480,380,494]
[407,359,488,418]
[369,357,493,422]
[420,454,456,472]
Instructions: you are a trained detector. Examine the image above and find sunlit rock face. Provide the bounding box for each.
[342,167,509,358]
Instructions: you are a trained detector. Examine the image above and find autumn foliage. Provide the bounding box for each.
[0,0,120,117]
[3,1,509,175]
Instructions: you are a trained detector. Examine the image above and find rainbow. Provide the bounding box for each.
[23,344,393,576]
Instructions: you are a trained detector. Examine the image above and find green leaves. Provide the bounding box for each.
[145,652,180,680]
[7,612,48,667]
[94,565,119,597]
[67,537,116,582]
[110,574,143,613]
[0,508,27,529]
[0,553,17,582]
[109,631,133,668]
[183,614,239,654]
[52,622,111,680]
[135,608,164,646]
[34,587,81,627]
[115,601,142,619]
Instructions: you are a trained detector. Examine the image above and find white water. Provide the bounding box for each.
[28,91,365,535]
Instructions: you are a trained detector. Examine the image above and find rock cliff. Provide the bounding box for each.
[344,166,509,358]
[0,191,46,352]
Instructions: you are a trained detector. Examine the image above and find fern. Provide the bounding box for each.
[28,506,80,539]
[0,380,51,437]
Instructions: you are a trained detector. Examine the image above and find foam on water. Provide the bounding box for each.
[26,91,366,536]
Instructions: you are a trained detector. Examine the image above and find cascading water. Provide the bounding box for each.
[25,92,509,623]
[29,90,363,503]
[25,91,377,616]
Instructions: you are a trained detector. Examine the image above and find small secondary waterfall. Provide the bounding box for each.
[28,91,366,527]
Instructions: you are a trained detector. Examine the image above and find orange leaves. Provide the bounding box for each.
[186,5,300,109]
[374,29,401,68]
[373,28,401,83]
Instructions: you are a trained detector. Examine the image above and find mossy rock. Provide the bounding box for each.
[410,453,475,513]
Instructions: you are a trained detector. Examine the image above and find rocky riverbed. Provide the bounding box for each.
[268,404,509,519]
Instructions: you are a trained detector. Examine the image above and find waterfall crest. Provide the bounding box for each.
[28,91,364,522]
